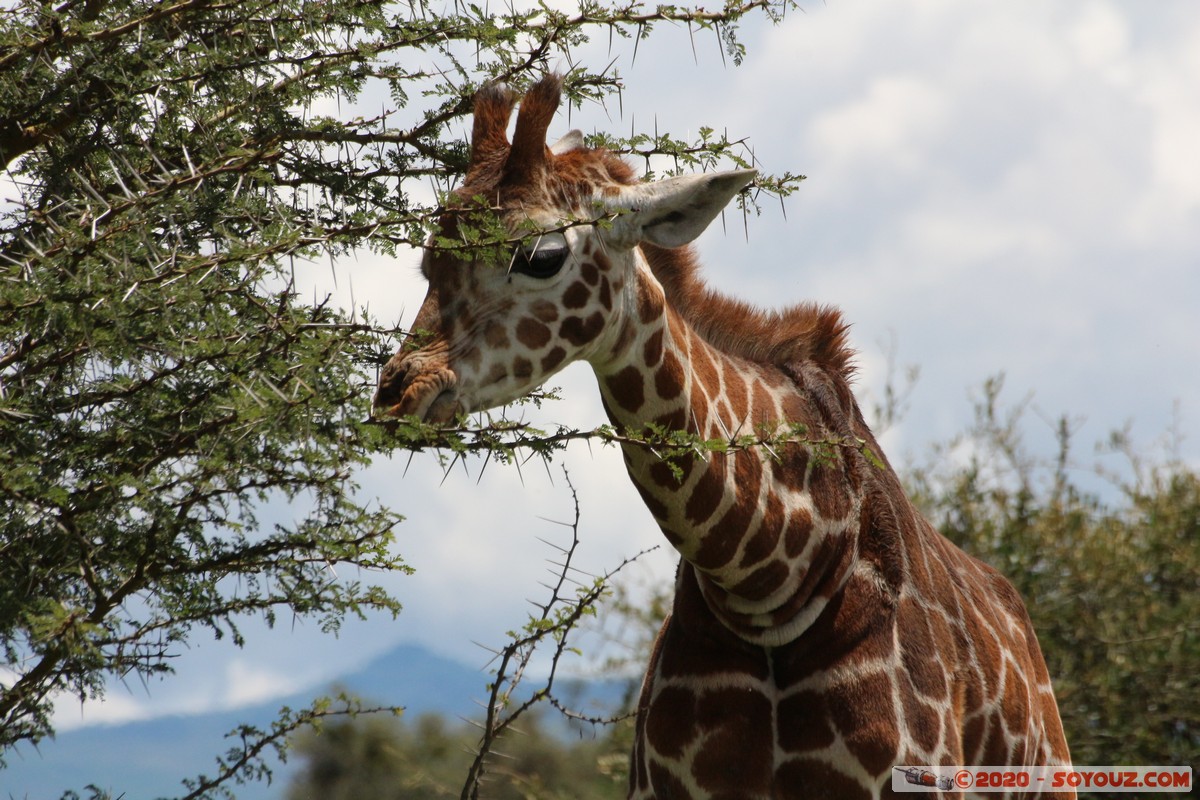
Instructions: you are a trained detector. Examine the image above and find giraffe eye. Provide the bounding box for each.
[511,234,569,279]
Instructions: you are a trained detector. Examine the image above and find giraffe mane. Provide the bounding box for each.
[640,242,856,378]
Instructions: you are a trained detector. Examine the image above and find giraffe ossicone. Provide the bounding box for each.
[375,74,1073,800]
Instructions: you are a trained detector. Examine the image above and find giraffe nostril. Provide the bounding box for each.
[374,358,410,409]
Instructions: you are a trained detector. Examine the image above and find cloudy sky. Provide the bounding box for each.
[46,0,1200,733]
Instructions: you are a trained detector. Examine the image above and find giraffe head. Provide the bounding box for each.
[373,75,755,422]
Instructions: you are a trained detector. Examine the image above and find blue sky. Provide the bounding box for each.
[36,0,1200,735]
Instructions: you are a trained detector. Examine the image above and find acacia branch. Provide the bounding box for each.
[176,695,404,800]
[372,414,883,468]
[460,469,647,800]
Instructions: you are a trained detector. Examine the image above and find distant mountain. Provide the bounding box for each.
[2,643,626,800]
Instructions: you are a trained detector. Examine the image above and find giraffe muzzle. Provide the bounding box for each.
[373,356,461,423]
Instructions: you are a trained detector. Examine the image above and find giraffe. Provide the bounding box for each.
[374,75,1073,799]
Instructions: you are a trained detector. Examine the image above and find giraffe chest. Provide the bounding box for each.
[630,555,1074,800]
[631,566,910,800]
[633,635,905,800]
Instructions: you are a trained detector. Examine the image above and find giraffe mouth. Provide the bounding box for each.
[374,365,461,423]
[423,386,461,423]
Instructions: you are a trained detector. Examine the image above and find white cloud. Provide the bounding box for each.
[48,627,384,731]
[1129,54,1200,236]
[1066,2,1132,77]
[897,207,1065,282]
[51,690,155,731]
[809,75,949,180]
[221,659,304,708]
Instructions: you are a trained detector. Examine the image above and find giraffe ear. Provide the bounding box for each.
[612,169,757,248]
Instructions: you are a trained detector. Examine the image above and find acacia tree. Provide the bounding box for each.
[0,0,797,795]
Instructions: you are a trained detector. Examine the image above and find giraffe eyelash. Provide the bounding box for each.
[508,232,569,280]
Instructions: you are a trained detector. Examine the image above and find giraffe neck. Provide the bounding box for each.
[591,252,867,647]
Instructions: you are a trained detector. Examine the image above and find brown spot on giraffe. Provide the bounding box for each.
[645,685,697,759]
[598,276,613,310]
[782,503,813,559]
[731,560,789,601]
[643,328,664,367]
[693,514,741,572]
[684,452,726,526]
[751,379,779,425]
[562,280,589,309]
[580,260,600,286]
[605,365,645,414]
[632,478,671,526]
[771,446,810,494]
[373,75,1073,799]
[593,249,613,274]
[648,459,681,490]
[738,523,775,570]
[778,690,836,752]
[776,759,874,800]
[654,407,688,431]
[694,688,774,791]
[901,686,943,753]
[721,360,749,417]
[484,320,509,348]
[829,670,902,776]
[530,298,560,322]
[540,345,566,373]
[637,280,663,324]
[654,350,684,401]
[516,318,551,349]
[810,454,854,520]
[559,311,603,346]
[475,362,505,388]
